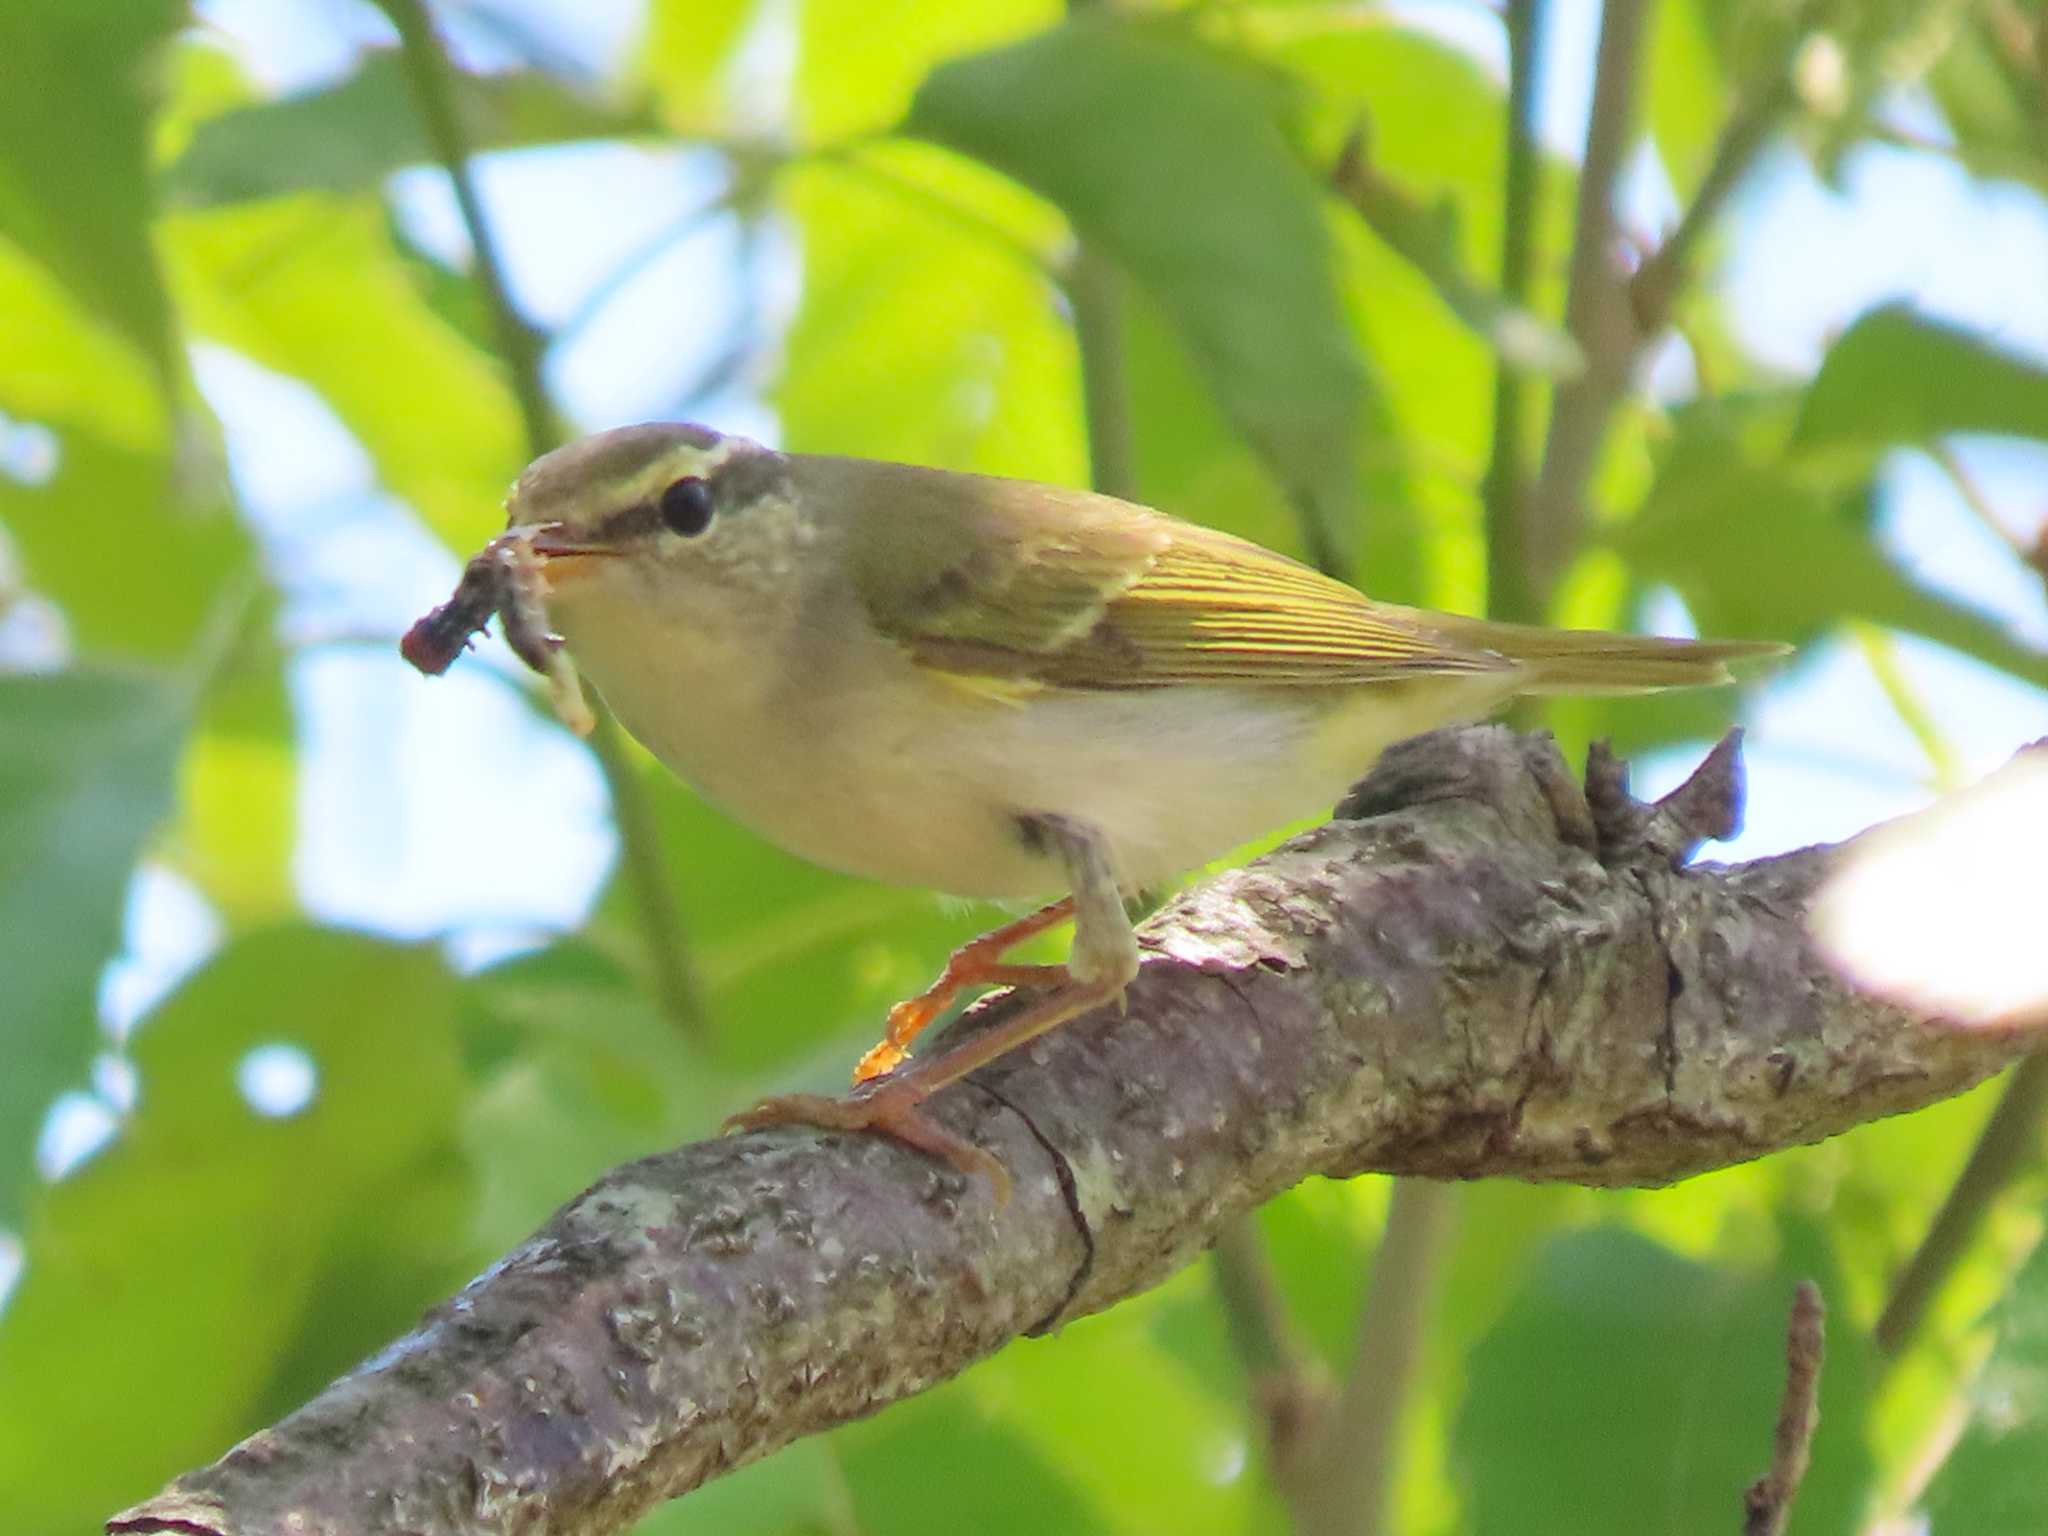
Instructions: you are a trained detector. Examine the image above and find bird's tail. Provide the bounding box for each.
[1439,618,1791,696]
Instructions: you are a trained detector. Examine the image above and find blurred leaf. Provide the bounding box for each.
[1922,1233,2048,1531]
[795,0,1054,144]
[1262,20,1572,608]
[0,425,249,660]
[166,52,664,207]
[1617,396,2048,693]
[0,925,467,1531]
[907,17,1369,561]
[0,666,188,1223]
[640,0,761,131]
[1925,12,2048,198]
[1647,0,1731,197]
[460,941,742,1250]
[1796,305,2048,455]
[1331,137,1580,376]
[965,1305,1267,1535]
[774,144,1082,478]
[0,235,166,452]
[1458,1226,1872,1536]
[166,194,526,550]
[837,1380,1111,1536]
[0,0,181,391]
[632,1437,856,1536]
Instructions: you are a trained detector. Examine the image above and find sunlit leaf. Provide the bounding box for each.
[167,52,665,207]
[907,17,1369,563]
[1922,1232,2048,1531]
[0,236,166,452]
[0,925,467,1530]
[0,0,182,391]
[166,194,526,550]
[1796,305,2048,455]
[1646,0,1730,196]
[640,0,762,131]
[0,667,188,1223]
[774,143,1082,480]
[0,424,248,661]
[795,0,1055,144]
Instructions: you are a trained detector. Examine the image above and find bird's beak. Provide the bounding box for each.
[523,523,624,565]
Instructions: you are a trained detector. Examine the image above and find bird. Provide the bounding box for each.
[406,421,1783,1200]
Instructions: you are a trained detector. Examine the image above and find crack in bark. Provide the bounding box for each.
[110,726,2042,1536]
[970,1078,1095,1336]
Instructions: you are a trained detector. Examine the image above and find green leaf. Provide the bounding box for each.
[459,942,742,1251]
[906,17,1369,560]
[166,52,665,208]
[1922,1234,2048,1531]
[640,0,762,131]
[0,0,182,392]
[0,666,188,1223]
[836,1380,1112,1536]
[1458,1227,1872,1536]
[795,0,1055,144]
[774,143,1084,481]
[1615,396,2048,695]
[166,194,527,551]
[1795,305,2048,454]
[1646,0,1731,197]
[0,425,249,661]
[0,925,467,1531]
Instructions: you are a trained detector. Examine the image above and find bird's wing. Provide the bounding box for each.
[820,456,1509,692]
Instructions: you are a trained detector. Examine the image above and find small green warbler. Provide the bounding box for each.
[405,422,1783,1199]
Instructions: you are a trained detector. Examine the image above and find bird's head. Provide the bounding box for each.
[507,422,817,620]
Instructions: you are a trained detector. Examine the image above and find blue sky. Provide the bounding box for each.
[39,0,2048,1180]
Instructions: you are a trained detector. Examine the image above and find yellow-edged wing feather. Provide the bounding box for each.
[815,455,1504,690]
[817,456,1783,693]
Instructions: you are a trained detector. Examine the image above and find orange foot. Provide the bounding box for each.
[852,897,1076,1083]
[724,1089,1012,1205]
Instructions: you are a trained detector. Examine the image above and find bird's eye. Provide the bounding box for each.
[658,476,715,537]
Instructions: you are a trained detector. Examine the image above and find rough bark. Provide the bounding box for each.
[112,727,2036,1536]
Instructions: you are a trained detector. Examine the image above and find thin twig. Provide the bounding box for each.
[1481,0,1549,626]
[1528,1,1808,609]
[382,0,551,454]
[1628,66,1795,335]
[1296,1179,1457,1536]
[1929,439,2048,584]
[1873,1053,2048,1360]
[1525,0,1651,603]
[1850,623,1964,792]
[1742,1282,1826,1536]
[383,0,711,1041]
[1209,1221,1332,1491]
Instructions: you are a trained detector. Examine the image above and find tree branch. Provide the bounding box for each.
[1525,0,1650,604]
[111,727,2039,1536]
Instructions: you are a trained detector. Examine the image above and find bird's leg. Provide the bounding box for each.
[852,896,1076,1083]
[726,816,1138,1203]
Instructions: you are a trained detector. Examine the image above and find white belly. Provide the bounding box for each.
[555,576,1518,899]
